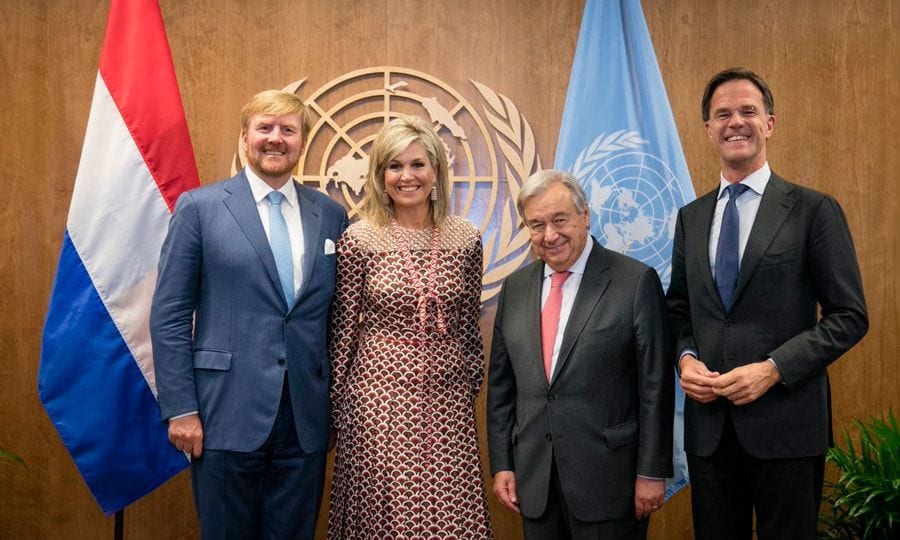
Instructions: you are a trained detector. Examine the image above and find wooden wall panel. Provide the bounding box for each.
[644,0,900,428]
[0,0,895,538]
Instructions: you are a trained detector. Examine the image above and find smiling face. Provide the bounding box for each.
[523,181,590,272]
[383,141,436,224]
[704,79,775,181]
[241,113,305,188]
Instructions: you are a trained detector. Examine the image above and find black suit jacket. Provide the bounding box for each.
[488,239,673,522]
[666,173,868,458]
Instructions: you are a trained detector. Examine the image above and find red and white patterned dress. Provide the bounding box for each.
[328,216,493,539]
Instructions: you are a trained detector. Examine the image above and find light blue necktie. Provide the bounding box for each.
[714,183,750,312]
[266,191,294,307]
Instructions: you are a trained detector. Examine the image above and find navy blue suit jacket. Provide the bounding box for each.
[151,171,348,453]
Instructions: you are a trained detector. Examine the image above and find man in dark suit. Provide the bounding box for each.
[488,170,673,539]
[666,68,868,539]
[151,90,348,539]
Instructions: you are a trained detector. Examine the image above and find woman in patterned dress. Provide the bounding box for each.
[327,116,493,538]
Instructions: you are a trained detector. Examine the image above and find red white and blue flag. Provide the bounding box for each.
[39,0,199,514]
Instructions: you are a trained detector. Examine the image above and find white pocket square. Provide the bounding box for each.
[324,238,336,255]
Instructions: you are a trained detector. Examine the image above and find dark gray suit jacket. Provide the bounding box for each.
[488,239,674,522]
[151,171,348,453]
[666,173,868,458]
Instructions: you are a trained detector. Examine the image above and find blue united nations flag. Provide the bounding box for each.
[555,0,695,498]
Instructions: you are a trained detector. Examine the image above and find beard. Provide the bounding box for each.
[246,147,300,181]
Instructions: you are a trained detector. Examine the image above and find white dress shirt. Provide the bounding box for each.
[541,237,593,377]
[707,163,771,276]
[246,168,305,295]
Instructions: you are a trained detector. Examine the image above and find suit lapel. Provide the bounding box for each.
[552,240,610,384]
[692,189,721,308]
[734,173,795,302]
[292,183,322,310]
[522,262,546,385]
[222,172,285,308]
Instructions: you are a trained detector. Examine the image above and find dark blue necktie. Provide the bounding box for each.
[714,183,750,311]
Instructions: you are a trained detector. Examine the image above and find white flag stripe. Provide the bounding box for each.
[66,74,173,395]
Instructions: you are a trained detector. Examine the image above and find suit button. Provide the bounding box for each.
[547,394,557,402]
[545,434,552,441]
[724,319,734,327]
[277,358,286,366]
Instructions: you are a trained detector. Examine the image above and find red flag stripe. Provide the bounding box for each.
[99,0,200,210]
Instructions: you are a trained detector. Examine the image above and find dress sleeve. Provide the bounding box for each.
[328,228,367,430]
[459,226,486,397]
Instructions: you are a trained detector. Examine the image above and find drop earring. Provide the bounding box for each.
[430,185,438,201]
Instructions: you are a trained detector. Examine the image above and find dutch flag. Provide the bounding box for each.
[38,0,199,514]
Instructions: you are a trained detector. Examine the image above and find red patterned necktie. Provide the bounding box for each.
[542,271,571,381]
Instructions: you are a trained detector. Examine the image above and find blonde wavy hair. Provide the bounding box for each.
[358,115,451,226]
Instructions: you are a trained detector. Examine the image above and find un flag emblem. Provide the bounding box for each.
[572,131,691,288]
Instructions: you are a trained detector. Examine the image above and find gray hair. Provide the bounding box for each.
[516,169,589,219]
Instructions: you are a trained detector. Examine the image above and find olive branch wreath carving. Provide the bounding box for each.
[571,130,648,179]
[471,80,541,303]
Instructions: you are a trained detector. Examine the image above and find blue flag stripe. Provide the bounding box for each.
[39,232,187,514]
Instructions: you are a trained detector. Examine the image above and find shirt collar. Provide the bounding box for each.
[543,234,593,278]
[717,162,771,199]
[245,167,298,208]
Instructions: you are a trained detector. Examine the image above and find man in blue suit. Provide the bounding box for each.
[151,90,348,539]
